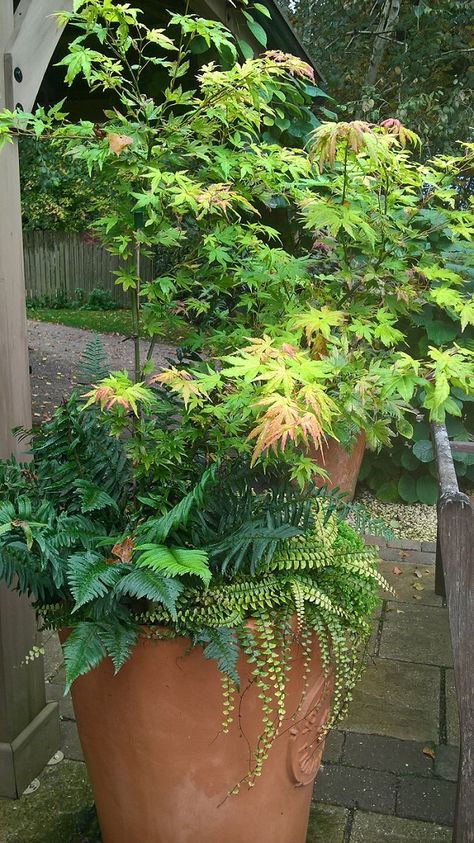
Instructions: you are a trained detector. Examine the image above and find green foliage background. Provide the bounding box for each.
[282,0,474,156]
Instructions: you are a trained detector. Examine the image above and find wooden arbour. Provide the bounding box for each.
[0,0,73,799]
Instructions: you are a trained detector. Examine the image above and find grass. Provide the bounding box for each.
[27,307,187,343]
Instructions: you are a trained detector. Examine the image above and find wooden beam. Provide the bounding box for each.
[0,0,61,799]
[432,424,474,843]
[4,0,73,113]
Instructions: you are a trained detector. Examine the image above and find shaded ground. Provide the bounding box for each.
[28,319,175,422]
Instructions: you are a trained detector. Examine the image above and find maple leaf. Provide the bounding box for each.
[264,50,315,82]
[248,391,327,465]
[108,133,133,156]
[152,367,204,407]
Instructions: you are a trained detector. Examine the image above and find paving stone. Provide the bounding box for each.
[0,760,93,843]
[397,776,456,825]
[306,803,347,842]
[379,602,452,667]
[342,733,433,777]
[342,659,440,742]
[378,562,442,606]
[313,764,396,813]
[350,811,452,842]
[446,669,460,746]
[378,547,435,566]
[434,744,459,782]
[385,539,422,551]
[365,534,386,547]
[322,730,345,764]
[421,541,437,553]
[46,682,75,721]
[61,720,84,762]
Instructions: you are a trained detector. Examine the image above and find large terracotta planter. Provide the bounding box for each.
[64,631,332,843]
[310,433,366,500]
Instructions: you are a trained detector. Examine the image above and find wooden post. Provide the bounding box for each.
[432,424,474,843]
[0,0,70,798]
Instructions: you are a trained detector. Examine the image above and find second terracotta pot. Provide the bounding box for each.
[310,433,366,500]
[66,630,332,843]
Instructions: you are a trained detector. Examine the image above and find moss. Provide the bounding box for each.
[0,761,93,843]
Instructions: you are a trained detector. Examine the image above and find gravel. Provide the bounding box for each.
[354,490,437,541]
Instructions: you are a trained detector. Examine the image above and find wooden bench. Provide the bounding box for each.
[431,423,474,843]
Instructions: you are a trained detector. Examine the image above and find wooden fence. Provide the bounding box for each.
[432,423,474,843]
[23,231,154,307]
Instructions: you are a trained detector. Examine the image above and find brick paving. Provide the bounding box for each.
[0,324,457,842]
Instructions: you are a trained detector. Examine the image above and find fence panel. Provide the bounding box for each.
[23,231,153,307]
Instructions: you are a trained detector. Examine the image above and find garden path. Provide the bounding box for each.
[0,322,458,842]
[27,319,175,422]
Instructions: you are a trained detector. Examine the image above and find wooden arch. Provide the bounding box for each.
[0,0,73,801]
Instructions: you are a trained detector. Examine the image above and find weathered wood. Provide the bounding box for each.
[432,423,474,843]
[1,0,67,798]
[4,0,73,113]
[450,441,474,455]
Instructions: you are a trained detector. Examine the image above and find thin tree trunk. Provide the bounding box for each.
[365,0,401,87]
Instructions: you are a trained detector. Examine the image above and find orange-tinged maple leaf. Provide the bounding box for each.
[152,367,204,407]
[248,393,325,465]
[108,133,133,156]
[264,51,315,83]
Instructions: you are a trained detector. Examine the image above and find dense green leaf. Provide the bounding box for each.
[398,474,418,504]
[413,440,435,463]
[416,475,438,506]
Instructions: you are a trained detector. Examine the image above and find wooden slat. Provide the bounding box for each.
[432,423,474,843]
[23,231,129,306]
[450,442,474,455]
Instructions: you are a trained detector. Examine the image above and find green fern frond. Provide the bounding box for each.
[136,544,212,586]
[73,480,119,513]
[78,335,109,388]
[198,627,240,686]
[97,621,138,673]
[67,552,122,610]
[63,622,106,692]
[115,568,183,619]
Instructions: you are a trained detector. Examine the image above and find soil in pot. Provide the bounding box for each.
[65,630,332,843]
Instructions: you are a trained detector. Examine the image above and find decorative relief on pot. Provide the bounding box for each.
[287,675,332,786]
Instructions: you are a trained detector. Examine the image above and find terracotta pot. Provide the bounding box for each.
[63,630,332,843]
[310,433,366,500]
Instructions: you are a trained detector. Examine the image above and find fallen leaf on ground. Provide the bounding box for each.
[413,569,423,578]
[392,566,403,575]
[412,582,425,591]
[422,745,436,760]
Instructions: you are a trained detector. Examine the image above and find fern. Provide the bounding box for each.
[142,465,218,543]
[136,544,212,586]
[115,568,183,619]
[78,335,109,388]
[197,627,240,686]
[67,552,122,610]
[63,622,107,692]
[97,621,139,673]
[74,480,118,513]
